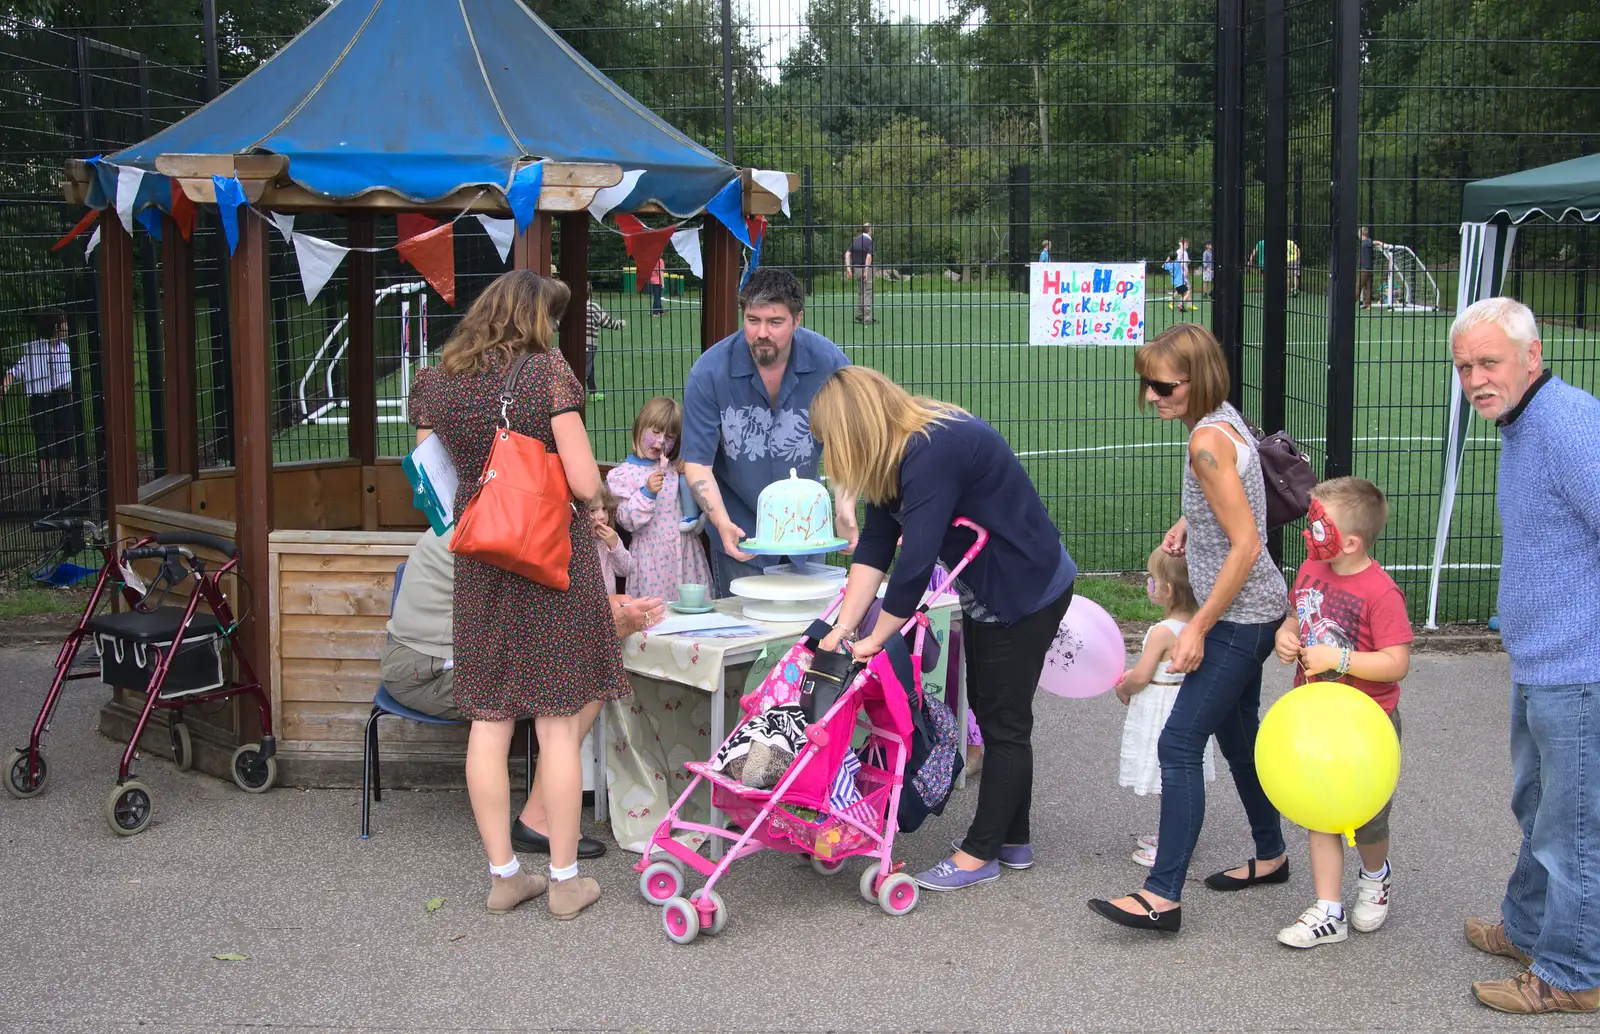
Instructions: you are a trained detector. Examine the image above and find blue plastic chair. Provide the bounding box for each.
[360,562,533,837]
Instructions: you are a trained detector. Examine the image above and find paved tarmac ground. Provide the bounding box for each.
[1,646,1594,1033]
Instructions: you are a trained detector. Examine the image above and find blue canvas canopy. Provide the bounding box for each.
[108,0,735,217]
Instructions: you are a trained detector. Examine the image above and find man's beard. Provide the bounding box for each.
[752,343,783,367]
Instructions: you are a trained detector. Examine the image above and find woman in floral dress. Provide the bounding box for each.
[409,271,629,922]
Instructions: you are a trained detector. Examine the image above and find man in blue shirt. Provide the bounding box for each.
[681,268,854,595]
[1452,298,1600,1015]
[1038,239,1051,263]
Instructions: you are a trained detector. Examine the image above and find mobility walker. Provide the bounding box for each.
[4,519,277,834]
[635,518,987,944]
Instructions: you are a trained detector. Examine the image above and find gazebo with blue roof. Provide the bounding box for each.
[61,0,791,786]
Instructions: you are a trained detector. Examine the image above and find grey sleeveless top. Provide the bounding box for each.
[1181,403,1287,624]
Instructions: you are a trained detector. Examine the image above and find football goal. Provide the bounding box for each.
[1378,244,1441,312]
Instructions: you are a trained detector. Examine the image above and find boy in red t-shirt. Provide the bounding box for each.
[1272,476,1413,949]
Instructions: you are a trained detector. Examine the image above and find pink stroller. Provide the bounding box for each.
[634,519,988,944]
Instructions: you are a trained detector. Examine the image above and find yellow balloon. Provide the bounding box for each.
[1255,681,1400,845]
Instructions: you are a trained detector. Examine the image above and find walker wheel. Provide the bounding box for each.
[105,780,153,836]
[878,873,919,916]
[810,854,847,876]
[170,721,193,772]
[858,862,882,903]
[661,896,699,945]
[4,748,48,799]
[689,888,728,935]
[639,861,684,904]
[230,744,275,793]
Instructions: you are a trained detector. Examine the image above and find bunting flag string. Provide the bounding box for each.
[52,208,99,252]
[395,222,456,305]
[67,157,777,310]
[292,231,349,304]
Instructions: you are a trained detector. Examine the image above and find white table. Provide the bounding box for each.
[610,595,965,858]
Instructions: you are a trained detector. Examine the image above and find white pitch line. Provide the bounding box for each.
[1014,434,1493,458]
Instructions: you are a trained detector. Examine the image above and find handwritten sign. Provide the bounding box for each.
[1029,262,1147,347]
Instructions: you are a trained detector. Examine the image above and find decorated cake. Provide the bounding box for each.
[740,469,848,555]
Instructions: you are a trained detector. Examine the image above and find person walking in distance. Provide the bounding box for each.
[1358,227,1386,311]
[845,222,875,324]
[2,309,77,512]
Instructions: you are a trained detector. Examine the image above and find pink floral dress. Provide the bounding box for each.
[606,457,713,603]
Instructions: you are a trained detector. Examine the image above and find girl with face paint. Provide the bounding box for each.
[605,396,714,605]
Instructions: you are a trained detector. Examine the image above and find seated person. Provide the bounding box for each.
[382,526,664,855]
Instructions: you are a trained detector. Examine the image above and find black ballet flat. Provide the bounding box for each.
[1088,893,1182,933]
[1204,857,1289,891]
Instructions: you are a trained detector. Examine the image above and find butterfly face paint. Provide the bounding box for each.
[1146,576,1162,606]
[1303,498,1342,561]
[640,430,676,458]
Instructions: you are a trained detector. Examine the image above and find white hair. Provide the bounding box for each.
[1450,297,1540,360]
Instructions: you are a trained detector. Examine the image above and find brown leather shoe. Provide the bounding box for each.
[1473,972,1600,1014]
[486,868,548,914]
[1464,916,1533,967]
[547,875,601,920]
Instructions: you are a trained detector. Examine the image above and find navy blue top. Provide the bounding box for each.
[681,326,851,565]
[853,414,1077,626]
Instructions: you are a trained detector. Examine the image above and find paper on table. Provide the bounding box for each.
[647,612,752,636]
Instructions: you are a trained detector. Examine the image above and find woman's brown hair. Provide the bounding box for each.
[631,396,683,461]
[810,366,967,505]
[1133,323,1230,418]
[438,270,571,376]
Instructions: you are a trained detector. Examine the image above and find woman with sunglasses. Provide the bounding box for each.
[1088,323,1288,932]
[810,366,1077,893]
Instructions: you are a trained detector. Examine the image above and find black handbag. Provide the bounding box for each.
[797,646,862,723]
[1247,421,1317,530]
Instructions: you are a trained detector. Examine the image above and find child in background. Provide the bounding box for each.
[1272,476,1412,949]
[589,485,630,593]
[1201,242,1215,298]
[605,396,713,605]
[1162,253,1190,313]
[1116,548,1215,866]
[584,284,626,402]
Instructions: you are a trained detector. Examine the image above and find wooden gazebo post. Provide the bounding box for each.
[228,212,273,718]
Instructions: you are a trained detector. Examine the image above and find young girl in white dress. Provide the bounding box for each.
[1116,547,1216,867]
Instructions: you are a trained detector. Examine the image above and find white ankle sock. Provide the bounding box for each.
[490,857,520,878]
[1360,860,1390,880]
[550,861,579,882]
[1318,898,1344,920]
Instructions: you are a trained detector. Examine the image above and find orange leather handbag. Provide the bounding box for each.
[450,353,576,590]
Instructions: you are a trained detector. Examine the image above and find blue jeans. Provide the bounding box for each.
[709,547,765,598]
[1144,618,1285,902]
[1501,681,1600,992]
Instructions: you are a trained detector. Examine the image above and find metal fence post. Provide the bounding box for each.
[721,0,734,164]
[802,164,814,292]
[1214,0,1245,403]
[1008,164,1030,292]
[138,55,168,478]
[1324,0,1360,480]
[74,34,109,505]
[1262,0,1288,436]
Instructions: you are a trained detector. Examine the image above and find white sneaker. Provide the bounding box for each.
[1351,866,1392,932]
[1137,833,1158,851]
[1276,903,1349,948]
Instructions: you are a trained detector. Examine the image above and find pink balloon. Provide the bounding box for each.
[1038,595,1127,699]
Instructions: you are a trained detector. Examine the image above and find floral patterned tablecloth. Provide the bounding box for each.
[603,600,957,854]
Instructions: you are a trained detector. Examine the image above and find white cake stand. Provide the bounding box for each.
[728,543,845,622]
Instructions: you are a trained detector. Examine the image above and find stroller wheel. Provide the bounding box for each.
[230,744,276,794]
[810,854,847,877]
[859,863,883,903]
[878,873,919,916]
[4,748,48,799]
[170,721,194,772]
[105,781,153,836]
[689,888,727,935]
[639,861,685,904]
[661,897,699,945]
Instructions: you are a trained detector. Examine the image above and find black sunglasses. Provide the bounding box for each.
[1141,376,1189,397]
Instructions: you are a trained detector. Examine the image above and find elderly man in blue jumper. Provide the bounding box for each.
[1451,297,1600,1016]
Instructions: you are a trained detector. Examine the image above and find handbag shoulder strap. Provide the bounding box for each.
[497,353,535,429]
